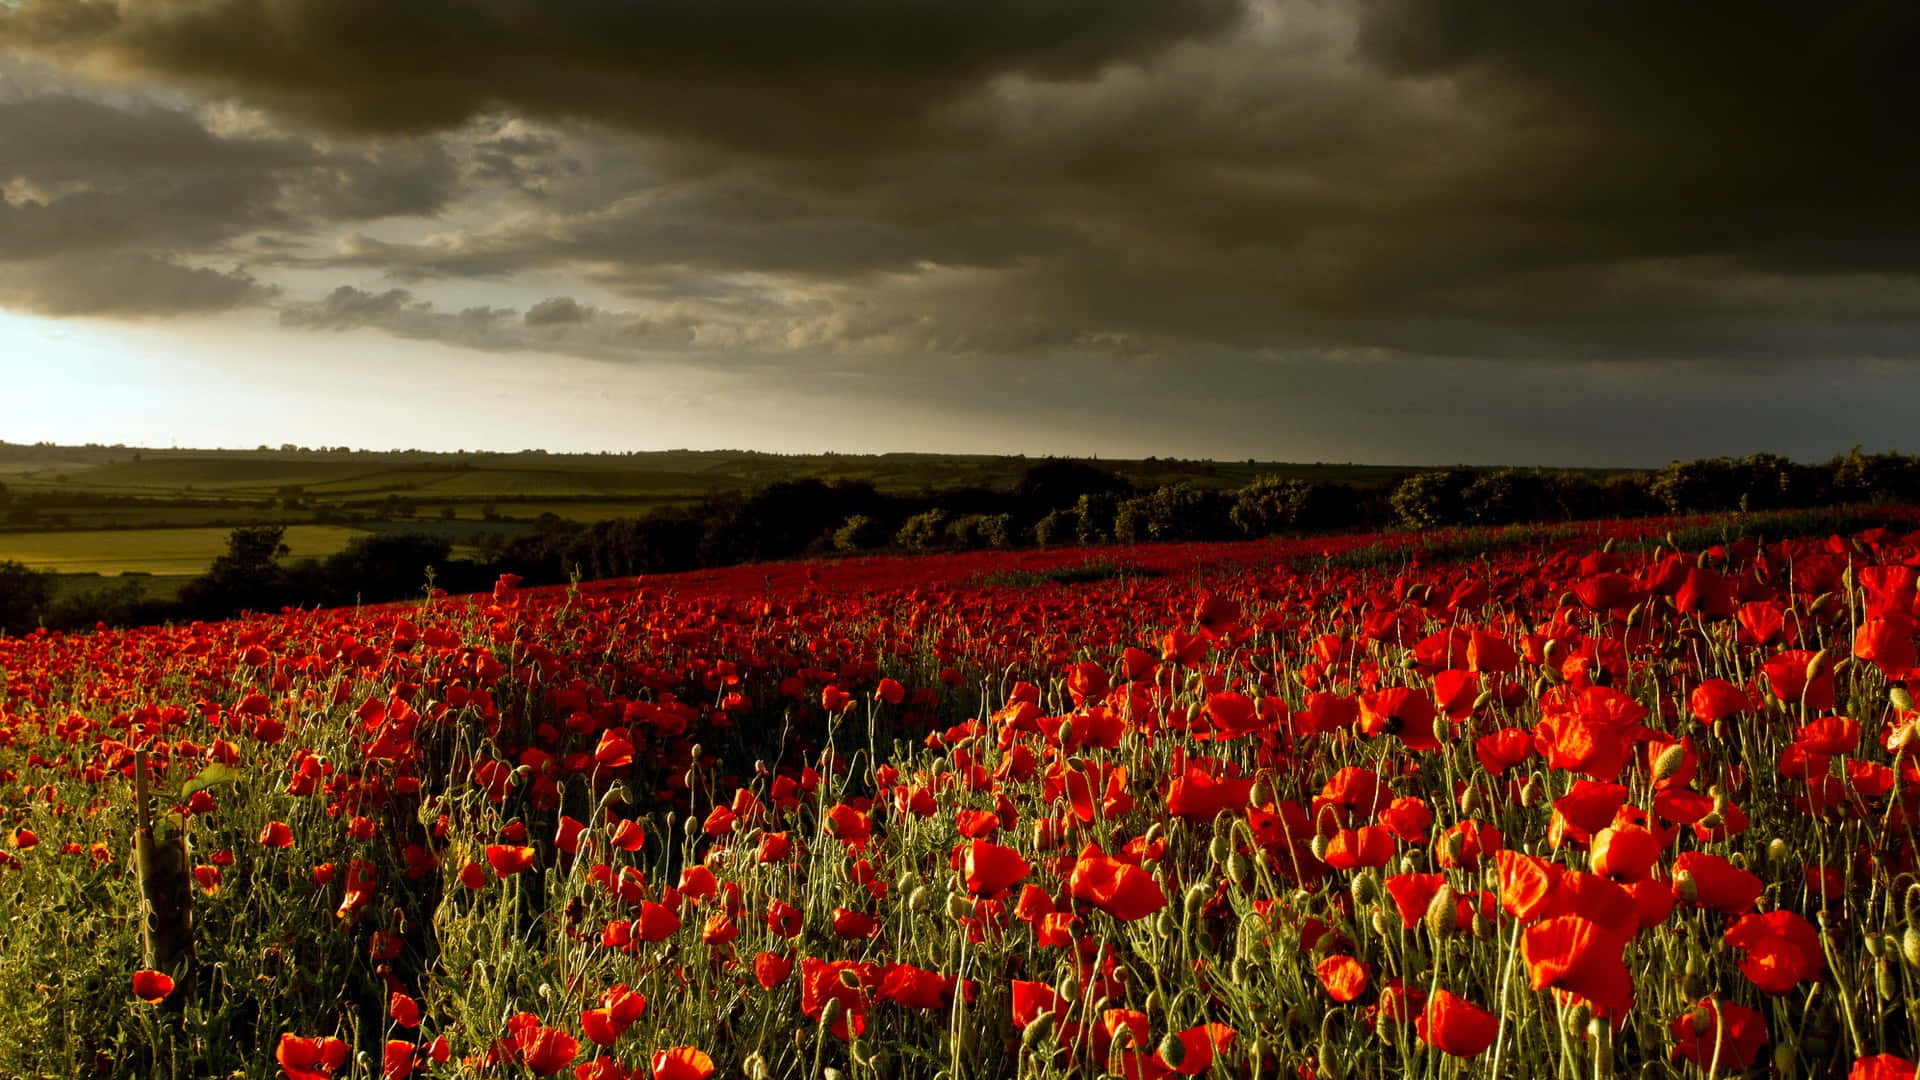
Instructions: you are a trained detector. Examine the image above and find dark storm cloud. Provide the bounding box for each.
[280,286,705,355]
[6,0,1920,462]
[0,0,1246,150]
[0,73,466,315]
[0,251,277,316]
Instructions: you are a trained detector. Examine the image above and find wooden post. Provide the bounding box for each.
[133,750,194,990]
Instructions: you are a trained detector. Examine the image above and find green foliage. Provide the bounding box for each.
[0,559,54,635]
[894,509,949,554]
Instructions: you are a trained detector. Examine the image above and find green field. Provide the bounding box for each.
[0,525,369,575]
[0,442,1633,577]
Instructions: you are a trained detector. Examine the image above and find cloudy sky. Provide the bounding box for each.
[3,1,1918,466]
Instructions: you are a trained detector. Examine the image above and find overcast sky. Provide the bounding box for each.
[3,1,1918,466]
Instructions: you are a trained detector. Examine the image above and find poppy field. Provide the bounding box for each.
[5,512,1920,1079]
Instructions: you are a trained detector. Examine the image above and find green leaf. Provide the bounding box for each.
[179,762,243,800]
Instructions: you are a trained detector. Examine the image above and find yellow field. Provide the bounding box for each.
[0,526,368,575]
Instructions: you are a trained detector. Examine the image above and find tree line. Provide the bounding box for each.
[3,448,1917,634]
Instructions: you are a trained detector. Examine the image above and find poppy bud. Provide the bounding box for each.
[1773,1044,1798,1075]
[1157,1033,1186,1069]
[1156,911,1179,940]
[1209,834,1232,866]
[1805,648,1831,684]
[946,893,974,920]
[1184,884,1211,917]
[1459,786,1484,818]
[1228,852,1256,889]
[1652,744,1688,784]
[1682,948,1708,999]
[1877,957,1898,1000]
[1370,910,1390,939]
[1351,869,1381,906]
[1250,774,1275,807]
[1688,1005,1712,1037]
[1424,884,1459,940]
[1518,780,1541,808]
[1587,1018,1612,1073]
[1564,1001,1591,1037]
[1674,869,1699,904]
[744,1052,771,1080]
[908,886,931,914]
[1892,687,1915,713]
[820,998,847,1030]
[1902,925,1920,970]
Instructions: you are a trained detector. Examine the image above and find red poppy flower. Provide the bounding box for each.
[277,1034,350,1080]
[1689,679,1753,724]
[1161,1024,1234,1076]
[650,1047,714,1080]
[1523,915,1634,1016]
[389,992,421,1029]
[1725,910,1825,994]
[1067,847,1167,922]
[878,963,963,1010]
[1857,615,1920,679]
[1315,955,1370,1002]
[1164,767,1255,820]
[636,901,681,942]
[1587,824,1660,883]
[1416,991,1498,1057]
[132,969,175,1004]
[1671,852,1764,915]
[259,821,294,849]
[1383,873,1447,930]
[1357,687,1440,751]
[753,951,792,989]
[1852,1055,1920,1080]
[1669,998,1768,1072]
[1322,826,1396,871]
[486,845,536,878]
[957,839,1030,896]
